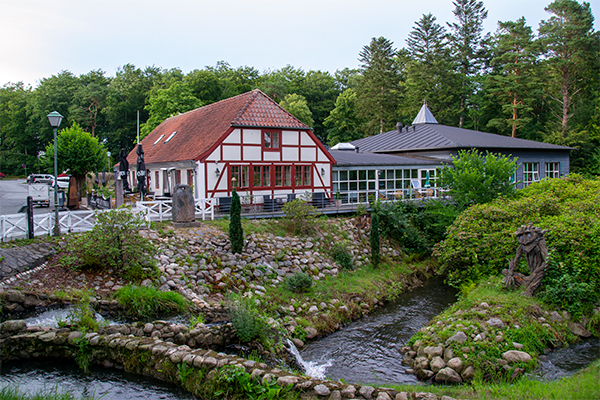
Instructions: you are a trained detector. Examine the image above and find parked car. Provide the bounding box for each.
[0,172,5,179]
[56,176,70,189]
[28,183,50,207]
[27,174,54,184]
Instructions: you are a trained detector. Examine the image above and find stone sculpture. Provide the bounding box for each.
[502,223,548,297]
[172,184,195,223]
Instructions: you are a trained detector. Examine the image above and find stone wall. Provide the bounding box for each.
[0,320,456,400]
[0,243,55,282]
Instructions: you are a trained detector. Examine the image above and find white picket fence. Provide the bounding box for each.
[0,199,216,242]
[0,210,97,242]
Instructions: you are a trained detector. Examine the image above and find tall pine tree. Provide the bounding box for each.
[405,13,460,125]
[356,37,402,134]
[538,0,596,136]
[486,18,540,138]
[448,0,490,128]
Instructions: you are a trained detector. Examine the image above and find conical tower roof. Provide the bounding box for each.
[412,102,438,125]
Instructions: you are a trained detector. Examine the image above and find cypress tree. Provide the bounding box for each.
[370,212,380,268]
[229,189,243,254]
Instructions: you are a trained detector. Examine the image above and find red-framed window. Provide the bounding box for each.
[155,171,160,189]
[253,165,271,187]
[263,130,280,150]
[284,166,292,186]
[174,170,181,184]
[295,165,311,187]
[275,166,283,186]
[231,165,250,189]
[187,169,193,185]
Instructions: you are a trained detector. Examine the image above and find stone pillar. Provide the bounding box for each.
[115,179,124,207]
[172,184,195,223]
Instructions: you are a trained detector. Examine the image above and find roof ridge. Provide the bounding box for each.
[232,89,261,123]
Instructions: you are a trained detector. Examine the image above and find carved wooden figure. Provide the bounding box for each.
[502,223,548,297]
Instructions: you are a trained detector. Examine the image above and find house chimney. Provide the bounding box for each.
[355,146,360,153]
[396,122,403,133]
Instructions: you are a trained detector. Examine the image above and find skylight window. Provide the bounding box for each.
[153,134,165,145]
[165,131,177,143]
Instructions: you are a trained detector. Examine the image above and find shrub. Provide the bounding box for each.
[114,285,189,318]
[438,149,518,208]
[282,199,317,235]
[373,201,429,254]
[61,208,158,280]
[285,272,313,293]
[228,295,268,342]
[229,189,244,254]
[370,212,380,267]
[435,175,600,314]
[331,242,353,270]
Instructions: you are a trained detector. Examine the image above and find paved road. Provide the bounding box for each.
[0,179,55,216]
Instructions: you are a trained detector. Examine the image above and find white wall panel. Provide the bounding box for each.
[282,147,299,161]
[300,147,317,161]
[282,131,299,145]
[244,129,262,144]
[222,145,241,160]
[300,132,313,146]
[244,146,262,161]
[264,152,281,162]
[223,129,241,144]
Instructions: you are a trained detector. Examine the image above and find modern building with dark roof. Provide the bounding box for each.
[347,104,570,189]
[126,89,335,201]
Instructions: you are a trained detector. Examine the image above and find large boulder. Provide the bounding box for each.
[435,367,463,383]
[502,350,532,363]
[446,357,464,374]
[430,356,446,373]
[445,331,468,345]
[487,318,505,329]
[423,346,443,358]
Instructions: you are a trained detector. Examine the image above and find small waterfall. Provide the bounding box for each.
[286,339,332,380]
[23,306,110,329]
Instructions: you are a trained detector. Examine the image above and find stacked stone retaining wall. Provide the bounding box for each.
[0,320,457,400]
[0,243,55,282]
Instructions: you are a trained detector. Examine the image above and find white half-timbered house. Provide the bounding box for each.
[126,90,335,206]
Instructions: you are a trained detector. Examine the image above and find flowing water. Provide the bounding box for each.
[0,360,197,399]
[533,338,600,381]
[298,278,458,385]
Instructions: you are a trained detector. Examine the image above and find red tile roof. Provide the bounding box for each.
[127,89,310,165]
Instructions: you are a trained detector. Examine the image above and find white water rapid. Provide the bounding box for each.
[286,339,332,380]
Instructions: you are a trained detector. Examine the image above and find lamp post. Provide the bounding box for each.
[47,111,63,236]
[107,151,111,171]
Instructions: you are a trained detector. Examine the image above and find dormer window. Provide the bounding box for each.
[165,131,177,143]
[263,131,280,149]
[153,134,165,145]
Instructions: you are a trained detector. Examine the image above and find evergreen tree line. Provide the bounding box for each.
[1,0,598,177]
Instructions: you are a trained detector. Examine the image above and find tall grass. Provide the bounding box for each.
[0,385,97,400]
[113,285,189,319]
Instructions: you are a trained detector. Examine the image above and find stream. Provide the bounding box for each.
[298,277,458,385]
[1,278,598,397]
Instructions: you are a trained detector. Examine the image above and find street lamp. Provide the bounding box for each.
[107,151,111,171]
[47,111,63,236]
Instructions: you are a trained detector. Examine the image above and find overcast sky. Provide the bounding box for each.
[1,0,596,87]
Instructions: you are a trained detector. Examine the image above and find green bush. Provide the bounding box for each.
[61,208,158,280]
[373,201,429,253]
[435,175,600,314]
[330,242,353,270]
[282,199,317,235]
[229,189,244,254]
[114,285,189,319]
[438,149,518,208]
[228,295,268,343]
[285,272,313,293]
[370,212,380,267]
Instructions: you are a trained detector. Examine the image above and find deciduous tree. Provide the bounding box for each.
[279,93,314,128]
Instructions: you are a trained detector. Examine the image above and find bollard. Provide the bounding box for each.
[26,196,34,239]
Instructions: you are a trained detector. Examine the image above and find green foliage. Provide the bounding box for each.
[330,242,354,270]
[324,88,363,146]
[370,212,380,267]
[285,272,313,293]
[439,149,518,208]
[409,200,461,244]
[61,208,158,280]
[42,122,106,194]
[435,175,600,316]
[229,189,244,254]
[214,364,289,400]
[541,254,598,317]
[279,93,314,127]
[373,201,429,254]
[67,296,99,333]
[74,335,92,373]
[282,199,317,235]
[228,294,268,343]
[0,385,98,400]
[113,285,189,319]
